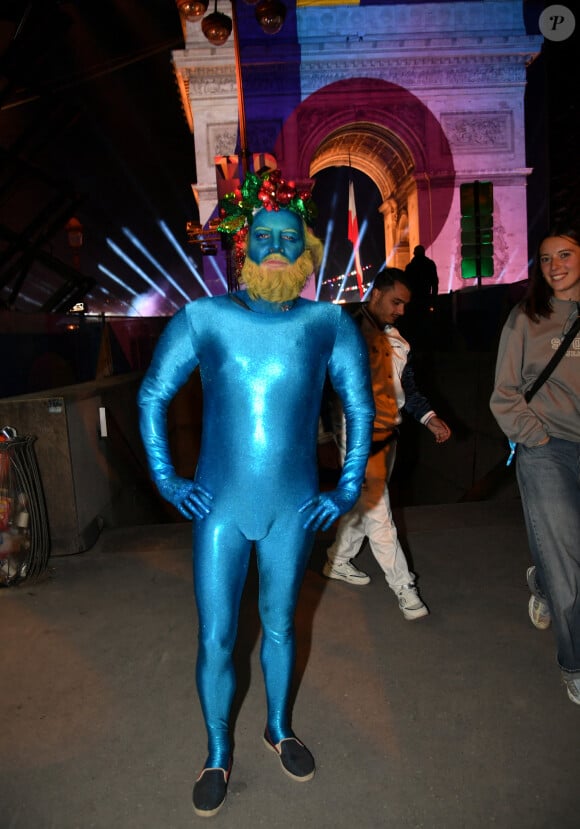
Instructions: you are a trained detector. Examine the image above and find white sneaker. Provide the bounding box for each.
[395,584,429,620]
[322,558,370,586]
[526,566,551,629]
[564,677,580,706]
[528,595,551,629]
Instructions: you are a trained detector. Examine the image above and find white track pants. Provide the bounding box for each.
[327,441,414,590]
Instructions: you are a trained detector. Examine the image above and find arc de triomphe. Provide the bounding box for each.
[173,1,542,293]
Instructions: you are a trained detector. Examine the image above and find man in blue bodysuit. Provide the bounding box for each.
[138,171,374,817]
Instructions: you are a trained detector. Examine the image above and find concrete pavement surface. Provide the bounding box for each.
[2,499,579,829]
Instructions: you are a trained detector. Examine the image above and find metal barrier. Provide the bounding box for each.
[0,428,50,586]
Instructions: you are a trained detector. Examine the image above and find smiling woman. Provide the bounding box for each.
[538,234,580,301]
[490,214,580,708]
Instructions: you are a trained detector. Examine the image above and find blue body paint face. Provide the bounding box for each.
[247,208,304,265]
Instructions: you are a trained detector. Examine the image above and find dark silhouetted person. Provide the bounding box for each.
[405,245,439,313]
[404,245,439,346]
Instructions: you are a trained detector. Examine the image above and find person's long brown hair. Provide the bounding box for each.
[523,219,580,321]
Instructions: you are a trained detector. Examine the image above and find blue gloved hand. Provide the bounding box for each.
[299,488,358,532]
[156,475,214,520]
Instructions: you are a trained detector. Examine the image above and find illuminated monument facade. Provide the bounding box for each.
[173,1,542,293]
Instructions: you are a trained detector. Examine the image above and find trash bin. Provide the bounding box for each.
[0,427,50,587]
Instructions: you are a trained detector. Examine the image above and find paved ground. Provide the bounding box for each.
[2,499,579,829]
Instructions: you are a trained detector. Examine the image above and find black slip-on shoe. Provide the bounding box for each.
[263,730,315,782]
[192,766,230,817]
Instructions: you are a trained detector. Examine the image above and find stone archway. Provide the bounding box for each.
[176,1,540,294]
[274,78,455,265]
[309,121,417,267]
[395,211,410,270]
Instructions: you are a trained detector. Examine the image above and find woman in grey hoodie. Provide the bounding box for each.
[490,218,580,706]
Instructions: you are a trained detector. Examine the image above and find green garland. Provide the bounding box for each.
[217,170,317,237]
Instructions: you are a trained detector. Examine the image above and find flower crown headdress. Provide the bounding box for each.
[217,169,318,238]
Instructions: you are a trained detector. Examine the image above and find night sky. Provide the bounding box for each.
[1,1,578,314]
[1,0,197,314]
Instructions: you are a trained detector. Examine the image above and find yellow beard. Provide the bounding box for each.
[241,249,315,303]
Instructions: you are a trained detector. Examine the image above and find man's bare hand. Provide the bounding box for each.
[426,416,451,444]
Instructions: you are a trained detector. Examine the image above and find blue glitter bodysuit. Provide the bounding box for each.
[138,290,374,769]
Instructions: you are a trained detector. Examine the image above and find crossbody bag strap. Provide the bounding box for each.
[506,311,580,468]
[524,312,580,403]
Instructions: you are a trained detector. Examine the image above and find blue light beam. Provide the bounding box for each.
[158,220,213,297]
[316,217,334,301]
[205,255,228,292]
[106,238,179,310]
[122,227,195,303]
[336,218,368,303]
[97,263,140,297]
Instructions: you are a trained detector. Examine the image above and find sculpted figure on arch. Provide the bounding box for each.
[138,169,374,817]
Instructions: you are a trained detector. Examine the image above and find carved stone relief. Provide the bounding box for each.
[207,125,238,159]
[442,112,513,152]
[299,56,526,97]
[296,1,526,40]
[186,66,236,99]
